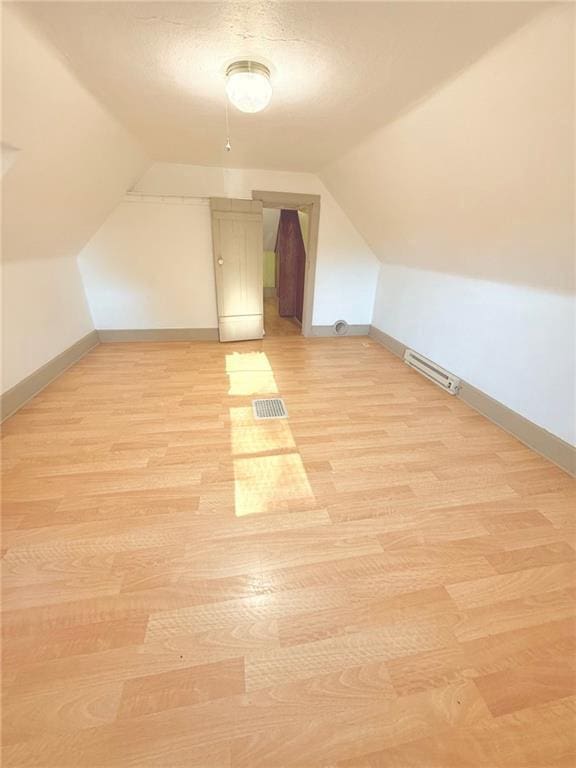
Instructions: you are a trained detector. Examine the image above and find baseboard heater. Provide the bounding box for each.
[404,349,460,395]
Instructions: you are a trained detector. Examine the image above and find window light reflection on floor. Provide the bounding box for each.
[225,351,278,396]
[233,452,313,517]
[226,352,314,517]
[229,406,295,456]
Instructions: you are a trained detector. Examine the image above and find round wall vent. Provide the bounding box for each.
[333,320,349,336]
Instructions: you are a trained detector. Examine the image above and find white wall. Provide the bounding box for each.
[263,209,280,252]
[372,265,575,445]
[2,258,95,392]
[80,163,379,329]
[80,197,217,330]
[1,5,147,392]
[321,5,575,445]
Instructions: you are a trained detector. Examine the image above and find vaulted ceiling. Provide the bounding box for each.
[22,1,542,171]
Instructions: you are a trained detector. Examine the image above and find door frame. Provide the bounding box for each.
[252,190,320,338]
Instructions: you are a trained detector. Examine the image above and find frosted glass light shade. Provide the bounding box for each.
[226,61,272,113]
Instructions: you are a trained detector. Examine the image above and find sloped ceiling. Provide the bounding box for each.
[319,3,574,290]
[2,3,148,265]
[1,4,148,390]
[22,1,542,171]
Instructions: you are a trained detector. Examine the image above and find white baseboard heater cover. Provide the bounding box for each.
[403,349,460,395]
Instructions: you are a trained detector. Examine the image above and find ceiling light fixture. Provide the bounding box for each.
[225,60,272,114]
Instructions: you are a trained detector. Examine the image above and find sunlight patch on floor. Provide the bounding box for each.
[229,406,295,456]
[226,352,313,517]
[233,452,313,517]
[226,351,278,396]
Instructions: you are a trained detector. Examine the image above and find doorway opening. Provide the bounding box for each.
[262,207,306,337]
[210,192,320,343]
[253,191,320,339]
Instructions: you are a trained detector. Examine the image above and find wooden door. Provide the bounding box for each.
[210,198,263,342]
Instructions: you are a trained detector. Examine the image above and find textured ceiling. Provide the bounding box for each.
[23,2,542,171]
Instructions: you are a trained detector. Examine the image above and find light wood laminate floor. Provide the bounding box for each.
[2,336,575,767]
[264,296,301,337]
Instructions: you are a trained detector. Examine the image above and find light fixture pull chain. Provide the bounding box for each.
[224,98,231,152]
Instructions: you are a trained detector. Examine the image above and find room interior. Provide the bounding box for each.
[1,1,575,766]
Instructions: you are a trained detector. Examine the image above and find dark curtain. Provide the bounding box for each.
[274,210,306,321]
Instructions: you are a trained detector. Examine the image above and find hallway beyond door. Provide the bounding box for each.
[264,296,301,337]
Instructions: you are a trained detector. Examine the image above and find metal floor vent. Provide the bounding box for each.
[252,398,288,420]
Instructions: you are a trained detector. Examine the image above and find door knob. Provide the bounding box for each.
[218,258,224,265]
